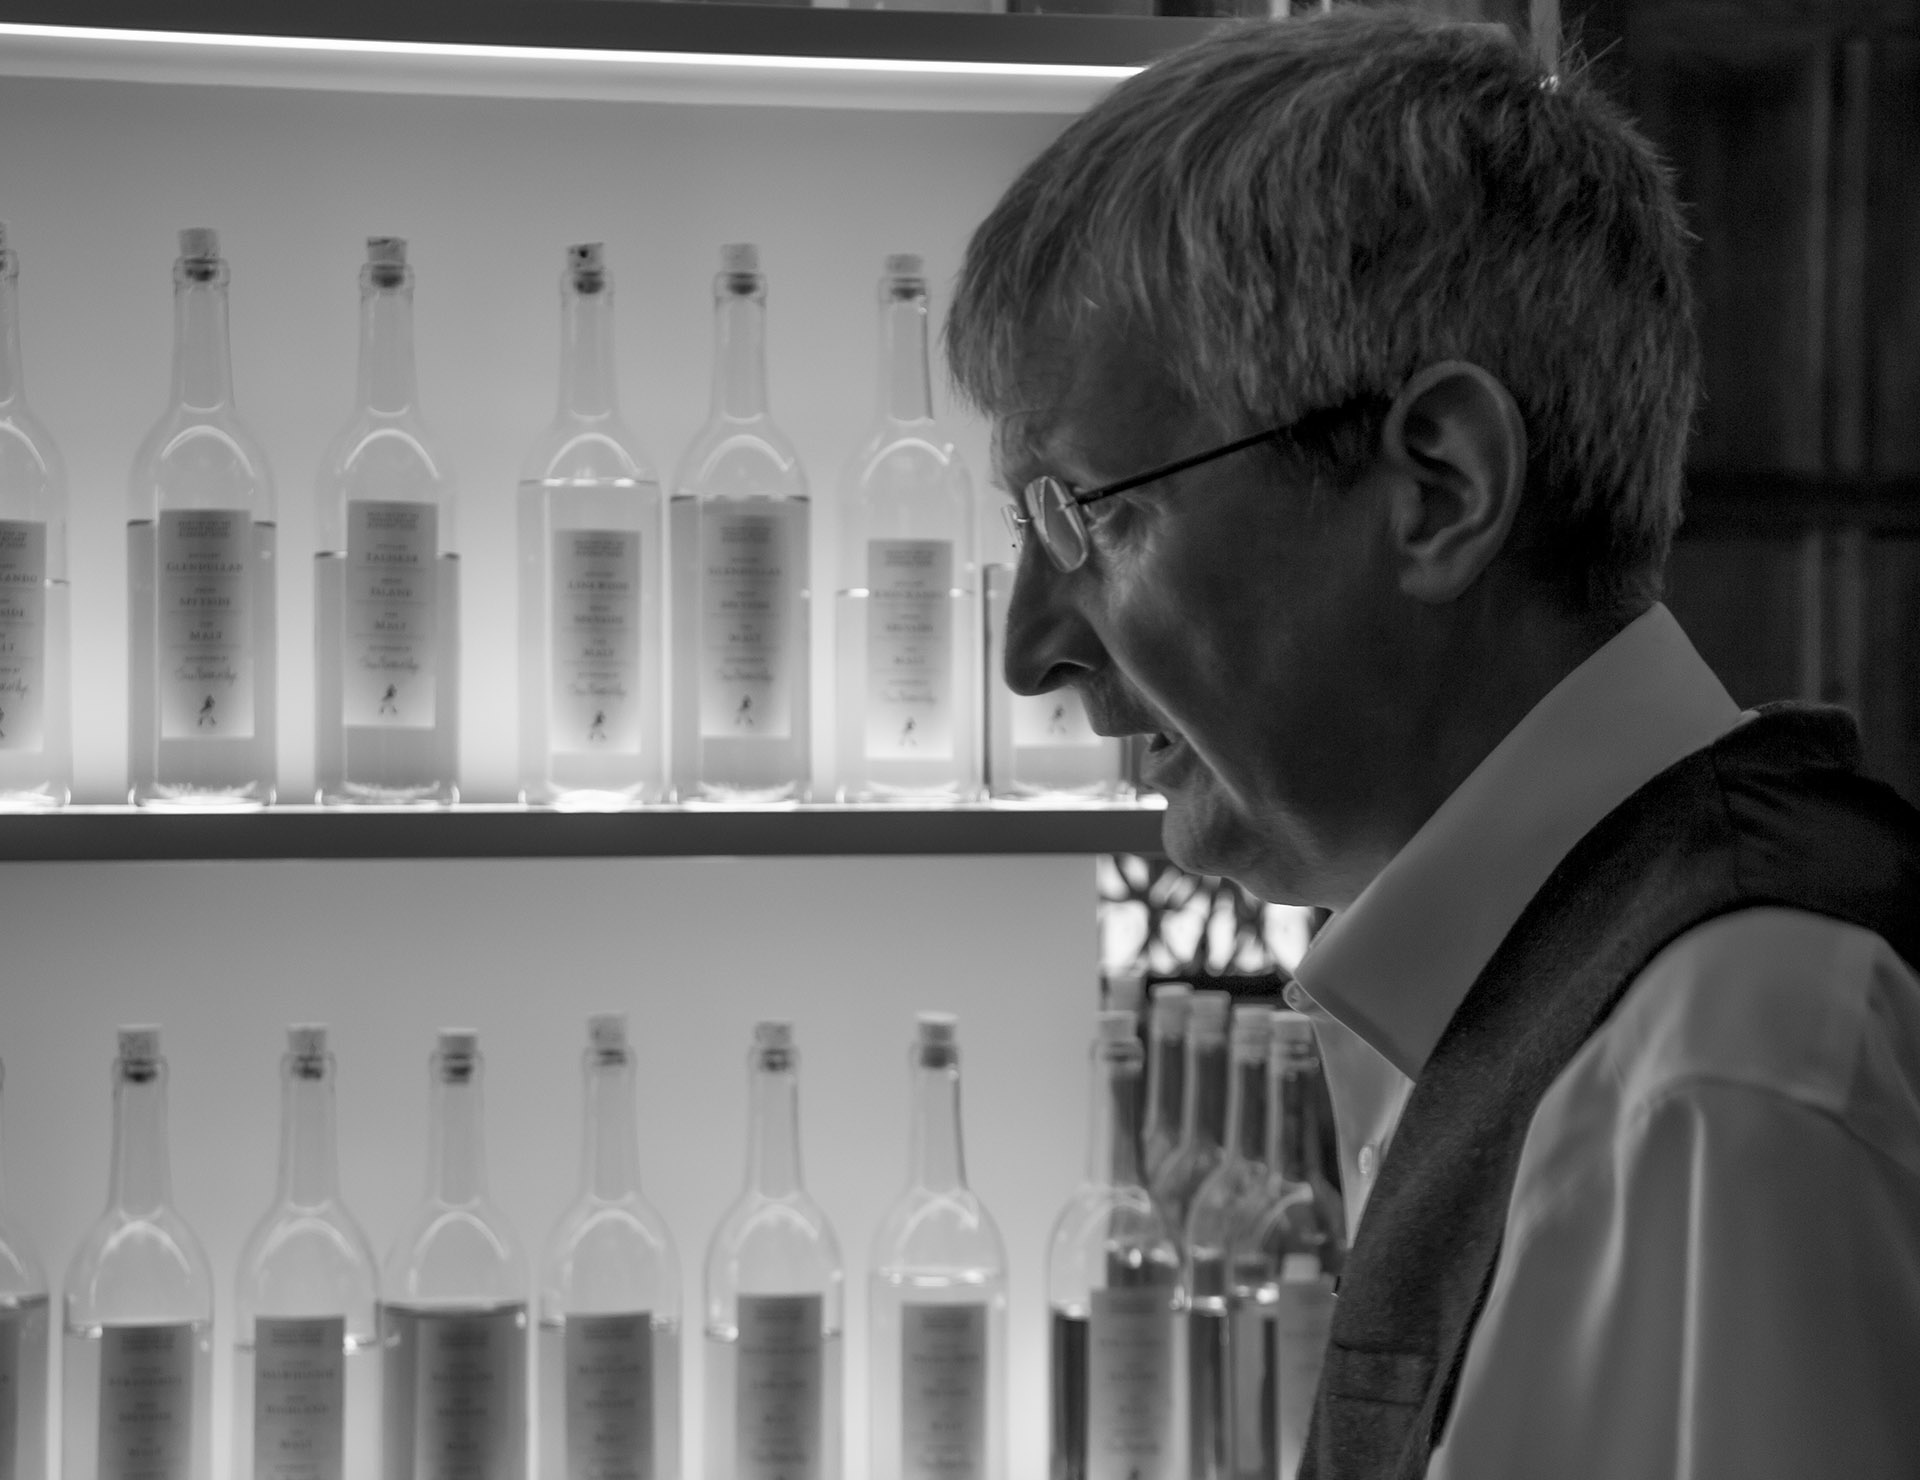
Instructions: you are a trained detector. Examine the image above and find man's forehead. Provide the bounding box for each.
[989,340,1194,488]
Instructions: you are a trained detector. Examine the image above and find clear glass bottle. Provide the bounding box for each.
[1141,983,1192,1186]
[62,1026,214,1480]
[0,222,71,810]
[833,254,979,804]
[1182,1004,1273,1480]
[315,236,459,805]
[869,1013,1007,1480]
[1047,1010,1185,1480]
[1148,989,1231,1238]
[539,1012,681,1480]
[127,227,277,807]
[702,1021,842,1480]
[234,1025,380,1480]
[0,1054,50,1480]
[669,245,810,804]
[381,1029,529,1480]
[1230,1013,1345,1480]
[517,244,666,809]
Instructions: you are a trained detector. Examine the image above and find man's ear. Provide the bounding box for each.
[1376,361,1528,604]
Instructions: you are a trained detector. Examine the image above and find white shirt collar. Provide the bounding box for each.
[1293,604,1744,1080]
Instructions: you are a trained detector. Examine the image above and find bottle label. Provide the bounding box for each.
[344,500,437,730]
[699,506,796,741]
[733,1293,821,1480]
[899,1301,987,1480]
[563,1312,653,1480]
[97,1321,196,1480]
[1011,686,1102,749]
[0,1302,24,1469]
[1087,1288,1176,1480]
[865,539,953,761]
[0,519,47,752]
[407,1306,524,1480]
[551,529,642,756]
[253,1315,345,1480]
[1276,1278,1333,1477]
[157,509,253,740]
[1229,1303,1273,1474]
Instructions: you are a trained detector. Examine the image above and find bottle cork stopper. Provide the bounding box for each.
[178,227,218,260]
[915,1011,958,1047]
[1273,1010,1316,1044]
[366,236,408,267]
[1096,1009,1138,1042]
[753,1020,793,1050]
[569,242,605,272]
[287,1024,328,1057]
[436,1028,479,1059]
[1190,990,1233,1033]
[588,1012,628,1053]
[885,252,924,277]
[721,243,759,274]
[118,1025,162,1062]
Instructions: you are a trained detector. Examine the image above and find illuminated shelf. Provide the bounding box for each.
[0,1,1225,112]
[0,801,1168,861]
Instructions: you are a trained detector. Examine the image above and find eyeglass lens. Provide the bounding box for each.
[1032,476,1088,570]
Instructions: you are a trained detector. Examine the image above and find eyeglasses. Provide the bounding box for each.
[1003,397,1376,574]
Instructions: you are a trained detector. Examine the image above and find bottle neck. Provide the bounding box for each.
[108,1063,173,1215]
[357,281,418,416]
[710,289,768,421]
[1087,1048,1147,1188]
[0,263,22,408]
[1180,1035,1229,1154]
[746,1058,803,1197]
[1144,1028,1186,1147]
[581,1053,643,1200]
[277,1060,340,1208]
[1275,1053,1319,1185]
[558,278,617,421]
[427,1064,488,1205]
[1223,1047,1270,1164]
[907,1052,967,1193]
[171,275,234,411]
[877,291,932,424]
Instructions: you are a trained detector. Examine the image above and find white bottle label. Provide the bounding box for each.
[253,1316,344,1480]
[564,1313,653,1480]
[0,519,47,752]
[1011,686,1102,749]
[157,509,252,741]
[1087,1288,1175,1480]
[865,539,953,761]
[699,506,795,741]
[734,1294,821,1480]
[551,530,641,756]
[899,1301,987,1480]
[97,1322,196,1480]
[1276,1278,1333,1478]
[345,500,437,730]
[411,1307,523,1480]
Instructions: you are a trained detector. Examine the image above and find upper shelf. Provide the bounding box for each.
[0,801,1169,862]
[0,0,1225,111]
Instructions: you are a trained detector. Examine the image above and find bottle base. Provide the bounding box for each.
[131,784,273,810]
[317,782,458,808]
[0,785,70,810]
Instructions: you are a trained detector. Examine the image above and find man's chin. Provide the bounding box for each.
[1158,781,1311,905]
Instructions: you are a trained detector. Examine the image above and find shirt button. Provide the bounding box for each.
[1358,1143,1378,1179]
[1283,982,1309,1012]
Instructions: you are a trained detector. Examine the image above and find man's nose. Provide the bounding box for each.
[1002,535,1101,697]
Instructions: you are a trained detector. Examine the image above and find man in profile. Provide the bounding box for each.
[947,9,1920,1477]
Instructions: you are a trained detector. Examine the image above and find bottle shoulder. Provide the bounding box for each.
[383,1201,528,1300]
[130,408,276,512]
[0,406,68,508]
[0,1211,47,1298]
[320,415,454,500]
[520,420,658,486]
[870,1186,1007,1274]
[673,417,808,500]
[63,1207,215,1320]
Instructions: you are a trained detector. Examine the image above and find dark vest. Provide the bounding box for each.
[1301,703,1920,1480]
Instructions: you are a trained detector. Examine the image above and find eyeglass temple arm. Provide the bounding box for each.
[1075,424,1288,506]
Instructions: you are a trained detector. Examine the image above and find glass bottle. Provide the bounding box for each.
[669,244,810,804]
[833,253,979,803]
[0,222,71,809]
[538,1012,681,1480]
[517,244,666,809]
[869,1013,1007,1480]
[127,227,277,807]
[381,1029,529,1480]
[316,236,459,805]
[1231,1012,1345,1480]
[62,1026,214,1480]
[1182,1004,1273,1480]
[0,1054,50,1480]
[1047,1010,1185,1480]
[702,1021,842,1480]
[1148,989,1231,1237]
[234,1025,380,1480]
[1141,983,1192,1186]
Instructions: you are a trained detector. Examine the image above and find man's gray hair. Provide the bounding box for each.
[946,7,1699,614]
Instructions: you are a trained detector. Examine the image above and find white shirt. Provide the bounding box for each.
[1287,604,1920,1479]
